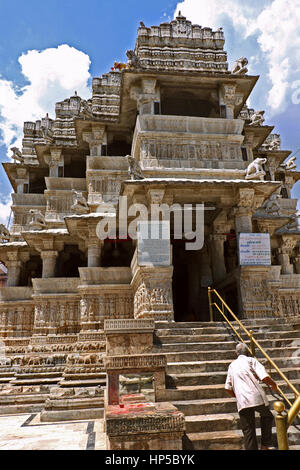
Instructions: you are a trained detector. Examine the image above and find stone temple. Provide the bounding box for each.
[0,14,299,450]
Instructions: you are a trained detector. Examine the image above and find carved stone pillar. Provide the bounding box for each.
[132,266,174,321]
[82,125,106,156]
[210,234,227,283]
[6,252,22,287]
[87,241,102,268]
[41,251,58,278]
[45,149,63,177]
[294,256,300,275]
[130,79,160,115]
[278,237,297,275]
[234,188,256,234]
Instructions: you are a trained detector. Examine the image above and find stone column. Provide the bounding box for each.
[6,252,22,287]
[82,125,106,156]
[294,256,300,275]
[130,79,160,115]
[87,241,102,267]
[41,251,58,278]
[278,237,297,275]
[210,234,227,283]
[234,188,256,234]
[45,149,63,177]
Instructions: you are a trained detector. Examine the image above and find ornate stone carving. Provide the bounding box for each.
[126,50,142,69]
[249,110,265,127]
[281,156,297,171]
[104,354,166,371]
[127,156,144,180]
[29,210,46,230]
[10,147,24,164]
[0,224,10,242]
[262,193,282,215]
[71,190,89,214]
[140,139,242,164]
[245,158,267,181]
[231,57,248,75]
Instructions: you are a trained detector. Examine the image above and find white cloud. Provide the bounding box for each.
[174,0,300,116]
[0,195,12,226]
[0,44,91,155]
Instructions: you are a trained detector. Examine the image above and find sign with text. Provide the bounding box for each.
[238,233,271,266]
[137,221,171,266]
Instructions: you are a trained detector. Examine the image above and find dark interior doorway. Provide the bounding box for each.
[172,240,210,322]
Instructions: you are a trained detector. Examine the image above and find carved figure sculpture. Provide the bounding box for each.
[262,194,282,215]
[281,156,297,171]
[245,158,267,181]
[127,155,144,180]
[71,190,89,214]
[262,135,281,151]
[0,224,10,242]
[249,110,265,127]
[285,214,299,232]
[126,50,142,69]
[79,99,93,118]
[231,57,248,75]
[29,210,46,230]
[11,147,24,163]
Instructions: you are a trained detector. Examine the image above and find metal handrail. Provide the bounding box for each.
[208,287,300,449]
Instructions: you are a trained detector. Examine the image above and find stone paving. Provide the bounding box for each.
[0,413,106,450]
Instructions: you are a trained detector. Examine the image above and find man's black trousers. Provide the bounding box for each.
[239,404,274,450]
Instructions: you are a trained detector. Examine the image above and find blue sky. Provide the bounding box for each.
[0,0,299,222]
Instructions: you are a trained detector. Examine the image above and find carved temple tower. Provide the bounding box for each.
[0,14,299,437]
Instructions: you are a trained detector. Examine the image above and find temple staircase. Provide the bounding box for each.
[154,318,300,450]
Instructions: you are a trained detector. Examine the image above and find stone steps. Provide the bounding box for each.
[185,411,300,435]
[59,378,106,388]
[10,377,61,386]
[156,318,300,450]
[184,426,300,450]
[157,334,231,344]
[159,337,300,352]
[162,347,300,363]
[170,392,296,417]
[167,367,300,388]
[166,357,300,374]
[183,429,243,450]
[159,380,300,402]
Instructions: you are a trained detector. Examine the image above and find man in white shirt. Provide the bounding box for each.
[225,342,279,450]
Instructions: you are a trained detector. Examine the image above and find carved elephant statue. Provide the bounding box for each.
[83,354,99,364]
[12,356,22,365]
[0,358,12,366]
[66,354,77,365]
[46,356,54,366]
[28,356,43,366]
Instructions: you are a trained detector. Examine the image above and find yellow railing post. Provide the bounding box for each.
[274,401,289,450]
[208,287,214,323]
[288,395,300,427]
[249,330,255,357]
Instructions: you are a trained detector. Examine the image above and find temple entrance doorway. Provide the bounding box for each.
[172,240,210,322]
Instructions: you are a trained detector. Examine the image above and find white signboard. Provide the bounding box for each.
[238,233,271,266]
[137,221,171,266]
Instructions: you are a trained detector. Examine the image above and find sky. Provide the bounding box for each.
[0,0,299,224]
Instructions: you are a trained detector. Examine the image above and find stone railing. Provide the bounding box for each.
[32,278,80,294]
[132,115,245,171]
[79,267,132,286]
[45,178,86,191]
